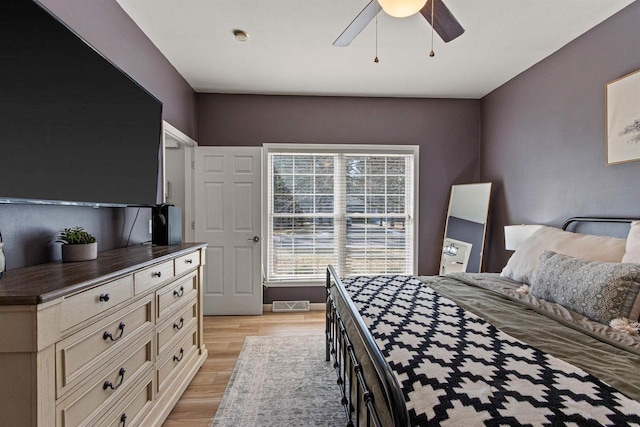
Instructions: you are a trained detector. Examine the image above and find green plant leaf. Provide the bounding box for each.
[57,226,96,245]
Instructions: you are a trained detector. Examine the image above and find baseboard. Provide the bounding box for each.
[263,303,325,312]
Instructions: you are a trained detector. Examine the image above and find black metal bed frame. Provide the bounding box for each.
[326,217,636,427]
[325,265,409,427]
[562,216,637,231]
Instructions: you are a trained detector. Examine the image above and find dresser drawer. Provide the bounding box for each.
[134,260,174,295]
[174,250,200,276]
[56,336,152,427]
[157,298,197,357]
[60,275,134,331]
[157,324,198,395]
[156,271,198,320]
[56,295,153,398]
[89,371,154,427]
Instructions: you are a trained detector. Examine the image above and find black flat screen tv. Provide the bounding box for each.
[0,0,162,207]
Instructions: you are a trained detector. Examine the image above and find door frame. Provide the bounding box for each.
[161,121,197,243]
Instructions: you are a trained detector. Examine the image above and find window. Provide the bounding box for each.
[265,144,418,284]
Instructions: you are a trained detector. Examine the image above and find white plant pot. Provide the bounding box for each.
[62,242,98,262]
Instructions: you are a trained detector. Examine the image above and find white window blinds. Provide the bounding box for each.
[266,146,416,283]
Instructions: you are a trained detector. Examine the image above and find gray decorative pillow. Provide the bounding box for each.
[530,251,640,324]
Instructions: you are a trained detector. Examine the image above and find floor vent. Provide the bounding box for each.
[272,300,310,312]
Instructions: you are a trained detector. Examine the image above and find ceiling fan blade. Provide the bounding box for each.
[333,0,379,47]
[420,0,464,43]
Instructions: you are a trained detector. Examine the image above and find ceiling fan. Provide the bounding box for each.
[334,0,465,47]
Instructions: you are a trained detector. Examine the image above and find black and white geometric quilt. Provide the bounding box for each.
[342,275,640,426]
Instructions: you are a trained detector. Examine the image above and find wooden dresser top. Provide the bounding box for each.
[0,243,206,305]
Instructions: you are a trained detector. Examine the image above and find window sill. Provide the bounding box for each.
[264,280,326,288]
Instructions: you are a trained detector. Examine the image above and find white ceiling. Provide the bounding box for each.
[116,0,633,99]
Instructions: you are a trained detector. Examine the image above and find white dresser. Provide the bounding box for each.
[0,243,208,426]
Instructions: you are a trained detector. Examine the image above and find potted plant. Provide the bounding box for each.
[57,226,97,262]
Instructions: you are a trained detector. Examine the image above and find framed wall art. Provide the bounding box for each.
[606,68,640,165]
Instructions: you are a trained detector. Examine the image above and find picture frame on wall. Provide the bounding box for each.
[606,68,640,165]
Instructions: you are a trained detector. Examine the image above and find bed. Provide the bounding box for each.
[325,217,640,426]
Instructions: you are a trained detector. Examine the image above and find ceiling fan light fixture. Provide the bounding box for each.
[378,0,428,18]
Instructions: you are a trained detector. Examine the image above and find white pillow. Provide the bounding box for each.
[501,226,627,285]
[622,221,640,264]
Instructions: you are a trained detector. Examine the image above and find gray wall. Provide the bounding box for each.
[0,1,196,270]
[0,205,149,270]
[197,94,481,302]
[480,1,640,272]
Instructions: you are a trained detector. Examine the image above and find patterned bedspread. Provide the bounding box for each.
[342,275,640,426]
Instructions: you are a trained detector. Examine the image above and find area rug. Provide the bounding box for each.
[210,335,345,427]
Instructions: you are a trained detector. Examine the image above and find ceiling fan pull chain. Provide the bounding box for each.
[429,0,435,57]
[374,1,380,63]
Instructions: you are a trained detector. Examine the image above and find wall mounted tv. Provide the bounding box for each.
[0,0,162,207]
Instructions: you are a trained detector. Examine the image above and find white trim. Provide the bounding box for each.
[262,149,269,288]
[264,280,326,287]
[262,303,326,312]
[162,121,198,243]
[163,121,198,148]
[264,143,418,155]
[412,146,419,276]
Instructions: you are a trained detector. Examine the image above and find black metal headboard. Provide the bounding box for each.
[561,217,636,238]
[562,217,637,230]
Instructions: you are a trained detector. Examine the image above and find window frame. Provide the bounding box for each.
[263,143,419,287]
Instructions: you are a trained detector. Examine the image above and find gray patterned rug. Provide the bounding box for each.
[210,335,345,427]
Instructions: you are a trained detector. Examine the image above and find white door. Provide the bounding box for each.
[195,147,262,315]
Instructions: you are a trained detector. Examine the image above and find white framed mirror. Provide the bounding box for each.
[440,182,492,275]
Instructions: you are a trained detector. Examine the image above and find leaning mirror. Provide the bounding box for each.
[440,183,492,275]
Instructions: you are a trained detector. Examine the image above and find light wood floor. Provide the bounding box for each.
[162,311,326,427]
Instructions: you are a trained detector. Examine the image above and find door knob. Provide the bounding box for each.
[248,236,260,243]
